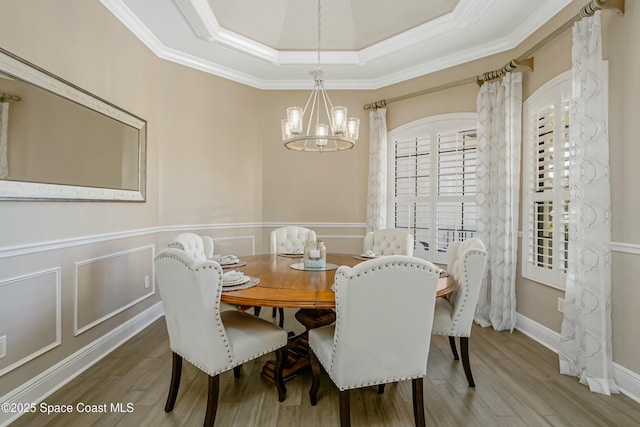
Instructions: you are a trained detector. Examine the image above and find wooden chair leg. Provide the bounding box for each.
[204,375,220,427]
[233,365,241,378]
[412,378,425,427]
[275,348,287,402]
[460,336,475,387]
[339,389,351,427]
[309,350,321,406]
[378,384,385,394]
[448,336,459,360]
[278,307,285,328]
[254,306,262,316]
[164,352,182,412]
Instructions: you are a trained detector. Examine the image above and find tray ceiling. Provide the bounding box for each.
[100,0,572,89]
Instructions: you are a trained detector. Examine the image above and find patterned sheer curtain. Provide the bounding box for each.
[0,101,8,178]
[366,108,387,232]
[474,72,522,331]
[558,12,618,395]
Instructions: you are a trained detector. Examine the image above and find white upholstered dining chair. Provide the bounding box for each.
[168,232,214,260]
[270,226,317,254]
[154,248,288,427]
[363,228,414,256]
[257,226,318,327]
[431,238,487,387]
[308,255,440,427]
[169,232,235,312]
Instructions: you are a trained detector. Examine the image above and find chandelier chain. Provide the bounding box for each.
[317,0,321,72]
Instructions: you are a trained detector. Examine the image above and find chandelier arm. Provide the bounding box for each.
[320,87,334,135]
[307,86,319,136]
[301,85,316,118]
[315,87,321,133]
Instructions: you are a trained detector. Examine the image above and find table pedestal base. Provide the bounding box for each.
[261,308,336,383]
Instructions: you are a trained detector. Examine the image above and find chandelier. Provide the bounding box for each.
[281,0,360,152]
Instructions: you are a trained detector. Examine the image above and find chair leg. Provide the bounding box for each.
[378,384,385,394]
[309,350,321,406]
[233,365,241,378]
[203,375,220,427]
[254,306,262,316]
[339,389,351,427]
[411,378,425,427]
[448,336,459,360]
[275,348,287,402]
[272,307,277,318]
[278,307,285,328]
[460,336,475,387]
[164,352,182,412]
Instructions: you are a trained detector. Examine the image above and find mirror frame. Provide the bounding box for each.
[0,47,147,202]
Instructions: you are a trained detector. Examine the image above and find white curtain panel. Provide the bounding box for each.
[366,108,387,232]
[474,72,522,332]
[559,12,618,395]
[0,102,8,178]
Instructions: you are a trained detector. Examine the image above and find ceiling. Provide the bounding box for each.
[100,0,572,90]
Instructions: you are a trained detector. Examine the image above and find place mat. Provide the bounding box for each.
[278,253,304,258]
[289,262,339,272]
[221,261,247,269]
[222,277,260,292]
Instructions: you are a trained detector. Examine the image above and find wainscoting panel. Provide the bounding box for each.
[211,235,256,256]
[74,245,155,336]
[0,268,61,377]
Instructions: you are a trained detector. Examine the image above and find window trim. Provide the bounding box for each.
[387,112,477,264]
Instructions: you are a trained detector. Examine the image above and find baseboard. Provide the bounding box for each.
[516,313,640,404]
[0,302,164,427]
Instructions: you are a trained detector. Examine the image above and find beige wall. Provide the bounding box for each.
[0,0,265,399]
[260,89,370,224]
[1,0,639,405]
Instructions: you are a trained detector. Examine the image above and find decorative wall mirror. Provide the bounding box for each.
[0,47,146,201]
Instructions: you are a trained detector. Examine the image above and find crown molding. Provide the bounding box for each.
[97,0,572,90]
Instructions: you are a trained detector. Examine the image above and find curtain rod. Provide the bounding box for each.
[0,92,21,102]
[363,0,624,111]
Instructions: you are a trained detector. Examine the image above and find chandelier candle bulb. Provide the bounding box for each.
[316,123,328,147]
[281,119,291,140]
[331,106,348,134]
[287,107,303,134]
[347,117,360,140]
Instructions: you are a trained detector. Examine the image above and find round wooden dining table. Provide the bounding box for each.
[221,252,454,308]
[220,252,455,382]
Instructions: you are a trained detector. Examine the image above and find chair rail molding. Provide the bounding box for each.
[0,222,368,258]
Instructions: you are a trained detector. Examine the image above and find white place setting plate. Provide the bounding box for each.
[222,270,249,286]
[223,276,251,286]
[359,253,379,258]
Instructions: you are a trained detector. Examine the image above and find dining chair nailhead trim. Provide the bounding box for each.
[157,251,234,367]
[329,258,439,381]
[437,248,486,336]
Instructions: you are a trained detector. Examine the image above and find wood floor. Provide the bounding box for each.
[10,310,640,427]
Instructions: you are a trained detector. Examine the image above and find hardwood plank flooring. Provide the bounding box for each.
[9,310,640,426]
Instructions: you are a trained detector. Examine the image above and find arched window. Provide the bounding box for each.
[387,113,477,263]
